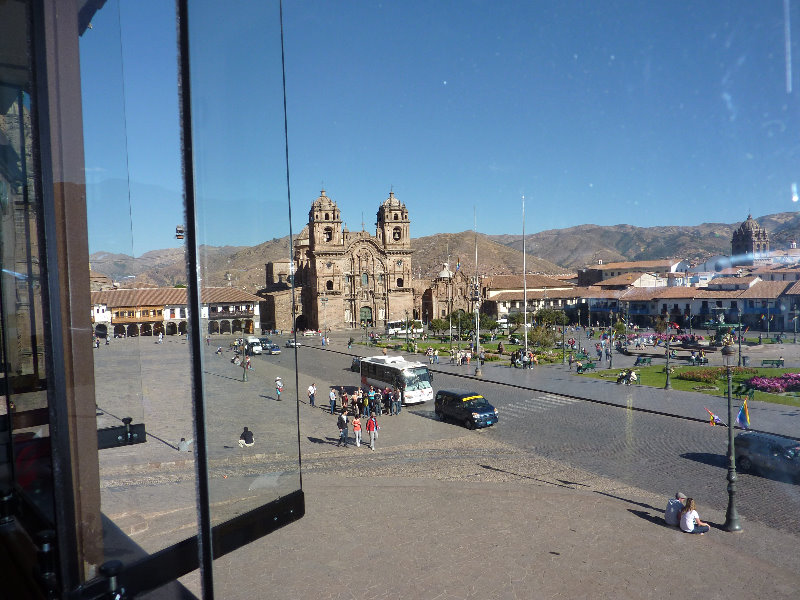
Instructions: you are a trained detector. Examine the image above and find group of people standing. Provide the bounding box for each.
[336,410,379,450]
[316,384,403,417]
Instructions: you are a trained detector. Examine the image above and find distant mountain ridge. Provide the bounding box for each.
[90,212,800,293]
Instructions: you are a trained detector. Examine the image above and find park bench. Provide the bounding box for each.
[761,358,785,367]
[633,356,651,366]
[687,356,708,366]
[575,352,590,360]
[576,362,596,374]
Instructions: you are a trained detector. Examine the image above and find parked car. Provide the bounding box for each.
[350,356,363,372]
[259,336,272,347]
[265,344,281,355]
[285,339,301,348]
[736,431,800,482]
[434,389,498,429]
[301,330,317,336]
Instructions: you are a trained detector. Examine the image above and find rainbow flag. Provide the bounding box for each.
[736,398,750,429]
[705,407,724,426]
[455,257,461,272]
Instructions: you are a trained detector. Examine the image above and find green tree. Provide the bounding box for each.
[429,318,447,336]
[653,316,667,334]
[479,313,498,332]
[535,308,567,327]
[508,312,525,334]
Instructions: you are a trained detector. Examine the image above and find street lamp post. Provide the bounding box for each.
[664,334,672,389]
[737,310,743,367]
[608,311,614,369]
[561,318,566,364]
[794,305,797,344]
[405,309,410,351]
[721,345,743,532]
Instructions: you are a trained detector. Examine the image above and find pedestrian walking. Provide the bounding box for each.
[366,413,378,450]
[568,353,574,370]
[434,348,439,364]
[352,415,362,447]
[307,382,316,407]
[337,411,349,447]
[275,376,283,400]
[329,388,337,414]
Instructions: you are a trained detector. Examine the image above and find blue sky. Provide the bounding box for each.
[80,1,800,256]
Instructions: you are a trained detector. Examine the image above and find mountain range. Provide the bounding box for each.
[90,212,800,293]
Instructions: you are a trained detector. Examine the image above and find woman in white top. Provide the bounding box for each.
[679,498,710,534]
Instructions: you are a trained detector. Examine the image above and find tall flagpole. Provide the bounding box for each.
[447,243,452,353]
[523,196,528,355]
[474,207,482,376]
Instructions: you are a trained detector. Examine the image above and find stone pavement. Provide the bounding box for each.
[95,333,800,598]
[204,472,800,600]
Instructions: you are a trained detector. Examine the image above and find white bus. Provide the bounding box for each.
[359,355,434,405]
[386,320,424,336]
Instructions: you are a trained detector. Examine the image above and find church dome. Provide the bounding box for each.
[438,263,454,279]
[737,214,759,233]
[381,190,403,208]
[311,189,337,211]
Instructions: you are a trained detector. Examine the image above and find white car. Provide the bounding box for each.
[285,339,301,348]
[301,330,317,336]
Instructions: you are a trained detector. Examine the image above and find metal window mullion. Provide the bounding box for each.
[176,1,215,596]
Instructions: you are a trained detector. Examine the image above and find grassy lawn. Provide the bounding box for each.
[580,365,800,407]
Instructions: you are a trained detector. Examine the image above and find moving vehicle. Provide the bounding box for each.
[735,431,800,482]
[385,319,424,336]
[246,341,262,355]
[259,336,273,347]
[264,344,281,355]
[434,389,498,429]
[359,355,433,405]
[285,339,301,348]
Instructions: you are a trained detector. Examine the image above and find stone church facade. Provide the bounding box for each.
[731,214,770,266]
[267,190,415,331]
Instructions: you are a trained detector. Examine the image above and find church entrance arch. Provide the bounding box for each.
[359,306,373,326]
[295,314,309,332]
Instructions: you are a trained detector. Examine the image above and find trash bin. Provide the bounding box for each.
[742,356,750,367]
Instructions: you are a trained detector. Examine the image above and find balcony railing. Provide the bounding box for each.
[208,310,254,319]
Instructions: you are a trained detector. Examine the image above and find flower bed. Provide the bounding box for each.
[676,366,756,384]
[747,373,800,394]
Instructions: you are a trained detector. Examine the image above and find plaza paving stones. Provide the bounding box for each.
[95,333,800,599]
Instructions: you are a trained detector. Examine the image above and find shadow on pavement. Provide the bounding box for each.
[593,490,662,512]
[479,465,576,489]
[628,509,674,529]
[680,451,726,469]
[307,436,338,446]
[407,409,439,422]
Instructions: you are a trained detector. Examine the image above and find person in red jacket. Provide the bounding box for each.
[366,413,379,451]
